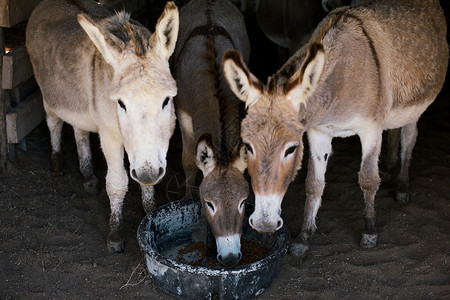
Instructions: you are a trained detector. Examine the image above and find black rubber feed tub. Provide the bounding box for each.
[138,199,290,300]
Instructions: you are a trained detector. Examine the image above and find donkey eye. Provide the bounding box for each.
[239,200,245,211]
[284,145,298,157]
[244,142,253,155]
[117,99,126,111]
[162,96,171,109]
[205,201,215,213]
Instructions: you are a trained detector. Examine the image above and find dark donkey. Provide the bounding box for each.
[223,0,448,255]
[173,0,250,267]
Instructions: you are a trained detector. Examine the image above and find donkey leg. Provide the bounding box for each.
[73,127,98,195]
[382,128,400,184]
[178,110,198,199]
[45,110,64,176]
[358,130,382,249]
[290,130,332,256]
[396,122,418,203]
[100,132,128,253]
[140,184,155,214]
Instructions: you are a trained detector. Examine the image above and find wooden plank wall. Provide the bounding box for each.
[0,0,43,28]
[0,0,43,172]
[0,28,6,172]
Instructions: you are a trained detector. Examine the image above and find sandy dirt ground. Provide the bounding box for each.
[1,1,449,299]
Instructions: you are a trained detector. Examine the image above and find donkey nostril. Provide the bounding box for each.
[238,252,242,261]
[249,216,255,228]
[131,169,137,179]
[276,218,283,230]
[217,254,223,264]
[158,167,164,178]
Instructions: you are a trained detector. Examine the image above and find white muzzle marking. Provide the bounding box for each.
[249,193,284,233]
[216,234,242,267]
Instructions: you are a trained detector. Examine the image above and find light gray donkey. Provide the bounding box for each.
[26,0,179,253]
[173,0,250,267]
[223,0,448,256]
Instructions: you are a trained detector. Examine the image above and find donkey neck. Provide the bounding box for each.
[176,38,241,157]
[174,0,242,158]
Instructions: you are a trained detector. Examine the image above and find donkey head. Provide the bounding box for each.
[78,2,179,186]
[223,43,325,233]
[196,134,249,267]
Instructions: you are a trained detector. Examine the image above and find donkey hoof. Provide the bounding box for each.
[107,240,124,253]
[83,177,99,195]
[396,191,410,204]
[288,242,309,257]
[360,233,378,249]
[50,152,63,176]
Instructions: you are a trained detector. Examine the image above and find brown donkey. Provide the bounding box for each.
[173,0,250,267]
[223,0,448,256]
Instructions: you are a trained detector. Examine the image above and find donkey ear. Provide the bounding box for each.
[233,143,247,173]
[196,134,216,176]
[285,43,325,112]
[78,14,122,67]
[223,50,263,108]
[150,1,179,61]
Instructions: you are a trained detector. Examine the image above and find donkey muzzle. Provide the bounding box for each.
[130,166,165,185]
[249,214,283,233]
[216,235,242,267]
[250,193,284,233]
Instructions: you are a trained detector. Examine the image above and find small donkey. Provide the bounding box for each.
[223,0,448,255]
[173,0,250,267]
[27,0,179,252]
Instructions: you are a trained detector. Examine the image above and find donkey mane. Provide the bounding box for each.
[68,0,150,58]
[103,12,150,58]
[272,8,367,87]
[201,6,240,165]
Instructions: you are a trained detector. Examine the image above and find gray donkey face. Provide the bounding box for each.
[196,134,249,267]
[78,5,179,186]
